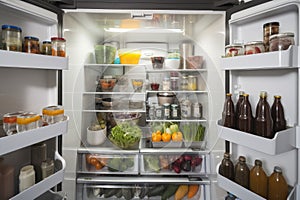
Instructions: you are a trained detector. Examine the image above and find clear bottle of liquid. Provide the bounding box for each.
[218,152,234,181]
[238,94,253,133]
[254,91,273,138]
[268,166,288,200]
[222,93,235,128]
[249,159,268,198]
[235,91,245,129]
[234,156,250,189]
[271,95,286,135]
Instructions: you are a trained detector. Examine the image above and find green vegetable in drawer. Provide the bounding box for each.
[115,189,123,198]
[103,188,118,198]
[122,188,134,200]
[147,185,166,197]
[144,155,160,172]
[162,185,179,200]
[139,185,150,199]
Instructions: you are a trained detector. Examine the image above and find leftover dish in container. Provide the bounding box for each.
[244,41,265,55]
[99,78,116,92]
[269,32,295,51]
[157,92,175,105]
[225,44,243,57]
[186,56,203,69]
[95,45,116,64]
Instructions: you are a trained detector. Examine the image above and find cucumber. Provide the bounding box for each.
[162,185,179,200]
[147,185,166,197]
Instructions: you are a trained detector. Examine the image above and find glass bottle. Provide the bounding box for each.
[0,158,15,199]
[254,91,273,138]
[234,156,250,189]
[271,95,286,135]
[268,166,288,200]
[249,159,268,198]
[235,91,245,129]
[238,94,253,133]
[222,93,235,128]
[218,152,234,181]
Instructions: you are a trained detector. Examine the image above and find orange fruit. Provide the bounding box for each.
[152,132,162,142]
[172,132,183,142]
[162,133,171,142]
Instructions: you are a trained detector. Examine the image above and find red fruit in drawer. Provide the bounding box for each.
[245,50,253,55]
[254,47,261,53]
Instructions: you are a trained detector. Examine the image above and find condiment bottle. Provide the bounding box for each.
[41,159,54,179]
[218,152,234,181]
[268,166,288,200]
[271,95,286,135]
[254,91,273,138]
[31,143,47,182]
[234,156,250,189]
[235,91,245,129]
[0,158,14,199]
[222,93,235,128]
[238,94,253,133]
[249,159,268,198]
[19,165,35,192]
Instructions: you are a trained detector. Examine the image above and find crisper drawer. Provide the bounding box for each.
[78,152,139,175]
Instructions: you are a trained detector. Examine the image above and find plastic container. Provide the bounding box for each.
[1,24,22,51]
[244,41,265,55]
[41,41,52,55]
[118,49,141,64]
[86,126,107,146]
[263,22,280,51]
[225,44,243,57]
[19,165,35,192]
[51,37,66,57]
[24,36,39,54]
[3,111,24,135]
[269,32,295,51]
[42,105,64,124]
[16,112,41,132]
[94,45,116,64]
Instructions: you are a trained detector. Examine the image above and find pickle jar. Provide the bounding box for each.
[51,37,66,57]
[24,36,40,54]
[269,32,295,51]
[181,75,189,90]
[188,75,197,91]
[1,25,22,52]
[42,105,64,124]
[3,111,24,135]
[41,41,52,55]
[16,112,41,132]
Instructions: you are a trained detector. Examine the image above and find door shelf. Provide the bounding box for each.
[0,50,68,70]
[147,118,207,123]
[0,116,69,156]
[217,120,296,155]
[10,151,66,200]
[146,69,207,73]
[221,45,299,70]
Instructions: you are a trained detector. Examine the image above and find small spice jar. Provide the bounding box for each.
[51,37,66,57]
[225,44,244,57]
[188,75,197,91]
[170,76,179,90]
[171,104,179,119]
[269,32,295,51]
[263,22,280,51]
[244,41,265,55]
[16,112,41,132]
[155,105,163,119]
[24,36,40,54]
[3,111,24,135]
[181,98,192,118]
[163,103,171,119]
[192,102,203,119]
[42,105,64,124]
[41,41,52,55]
[181,75,189,90]
[1,25,22,52]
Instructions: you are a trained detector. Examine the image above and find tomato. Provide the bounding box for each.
[161,133,171,142]
[152,132,162,142]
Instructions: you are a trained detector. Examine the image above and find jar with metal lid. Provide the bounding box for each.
[163,103,171,119]
[155,105,163,119]
[225,44,244,57]
[263,22,280,51]
[24,36,39,54]
[41,41,52,55]
[162,77,171,91]
[181,98,192,118]
[181,75,189,90]
[51,37,66,57]
[170,77,179,90]
[244,41,265,55]
[269,32,295,51]
[42,105,64,124]
[16,112,41,132]
[171,104,180,119]
[19,165,35,192]
[1,25,22,52]
[148,103,156,120]
[3,111,24,135]
[41,159,54,179]
[188,75,197,91]
[192,102,203,119]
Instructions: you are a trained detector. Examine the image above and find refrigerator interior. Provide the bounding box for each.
[62,9,226,200]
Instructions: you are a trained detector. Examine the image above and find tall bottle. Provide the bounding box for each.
[218,152,234,181]
[222,93,235,128]
[271,95,286,135]
[234,156,250,189]
[254,91,273,138]
[238,93,253,133]
[249,159,268,198]
[235,91,245,129]
[268,166,288,200]
[0,158,15,200]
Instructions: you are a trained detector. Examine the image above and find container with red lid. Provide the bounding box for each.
[51,37,66,57]
[3,111,24,135]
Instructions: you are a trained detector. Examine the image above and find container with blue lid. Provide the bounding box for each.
[24,36,40,53]
[1,24,22,51]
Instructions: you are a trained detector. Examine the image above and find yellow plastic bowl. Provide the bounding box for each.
[119,49,141,64]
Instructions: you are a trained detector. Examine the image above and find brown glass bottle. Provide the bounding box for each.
[234,156,250,189]
[268,166,288,200]
[218,152,234,181]
[0,158,15,200]
[238,94,253,133]
[235,91,245,129]
[222,93,235,128]
[271,95,286,135]
[254,91,273,138]
[249,159,268,198]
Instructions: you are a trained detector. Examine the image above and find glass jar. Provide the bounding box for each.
[244,41,265,55]
[225,44,244,57]
[24,36,39,54]
[171,104,179,119]
[155,105,163,119]
[181,75,189,90]
[170,77,179,90]
[41,159,54,180]
[162,77,171,91]
[148,103,155,120]
[163,103,171,119]
[42,105,64,124]
[51,37,66,57]
[188,75,197,91]
[1,25,22,52]
[263,22,279,51]
[41,41,52,55]
[181,98,192,118]
[192,102,203,119]
[19,165,35,192]
[269,32,295,51]
[3,111,24,135]
[16,112,41,132]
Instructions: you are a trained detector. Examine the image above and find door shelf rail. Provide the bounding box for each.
[10,151,66,200]
[221,45,299,70]
[0,116,69,156]
[217,120,296,155]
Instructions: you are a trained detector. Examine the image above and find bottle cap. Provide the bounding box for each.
[226,93,232,96]
[274,166,282,173]
[254,159,262,166]
[260,91,267,98]
[239,91,245,95]
[224,152,230,158]
[239,156,246,162]
[274,95,281,99]
[243,93,249,97]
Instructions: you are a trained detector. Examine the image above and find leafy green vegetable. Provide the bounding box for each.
[145,155,160,172]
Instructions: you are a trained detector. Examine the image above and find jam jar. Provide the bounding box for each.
[263,22,280,51]
[244,41,265,55]
[24,36,40,54]
[3,111,24,135]
[41,41,52,55]
[42,105,64,124]
[16,112,41,132]
[1,25,22,52]
[269,32,295,51]
[225,44,244,57]
[51,37,66,57]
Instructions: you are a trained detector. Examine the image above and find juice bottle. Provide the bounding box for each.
[234,156,250,189]
[235,91,245,129]
[254,91,273,138]
[249,159,268,198]
[271,95,286,135]
[268,166,288,200]
[222,93,235,128]
[218,152,234,181]
[238,94,253,133]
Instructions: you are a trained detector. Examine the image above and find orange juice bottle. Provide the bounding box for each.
[268,166,288,200]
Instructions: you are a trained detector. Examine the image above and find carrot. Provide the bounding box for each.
[187,184,200,199]
[174,185,189,200]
